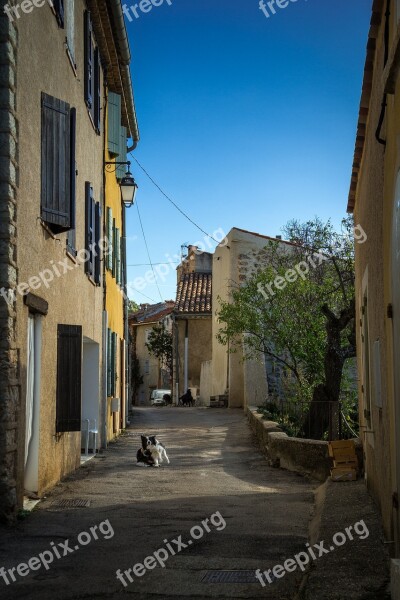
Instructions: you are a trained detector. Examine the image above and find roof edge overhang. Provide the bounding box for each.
[347,0,384,213]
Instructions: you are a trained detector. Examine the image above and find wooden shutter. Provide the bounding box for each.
[67,108,77,254]
[107,92,121,156]
[112,332,117,396]
[56,325,82,433]
[112,219,117,278]
[116,228,121,285]
[107,328,112,397]
[94,47,101,133]
[106,207,113,270]
[41,93,71,232]
[116,127,127,180]
[84,11,93,109]
[94,202,101,285]
[53,0,64,27]
[85,183,95,278]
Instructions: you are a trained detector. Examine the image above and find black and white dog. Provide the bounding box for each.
[136,435,170,468]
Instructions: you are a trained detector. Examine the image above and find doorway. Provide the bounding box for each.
[24,314,42,494]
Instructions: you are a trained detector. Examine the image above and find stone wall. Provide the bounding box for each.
[0,3,20,523]
[247,407,363,482]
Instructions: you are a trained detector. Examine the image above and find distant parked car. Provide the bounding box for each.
[150,389,171,406]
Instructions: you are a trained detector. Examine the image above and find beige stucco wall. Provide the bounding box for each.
[199,360,212,406]
[212,228,273,408]
[176,318,212,398]
[352,9,396,546]
[16,2,104,496]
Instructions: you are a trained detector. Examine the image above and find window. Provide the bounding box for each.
[116,228,121,285]
[84,11,101,133]
[53,0,64,27]
[66,0,75,65]
[112,218,117,278]
[56,324,82,433]
[116,127,127,180]
[145,359,150,375]
[85,183,101,284]
[41,93,75,233]
[107,329,117,397]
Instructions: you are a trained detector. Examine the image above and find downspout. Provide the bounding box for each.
[122,204,130,426]
[102,72,108,449]
[108,0,140,143]
[184,319,189,392]
[173,314,179,404]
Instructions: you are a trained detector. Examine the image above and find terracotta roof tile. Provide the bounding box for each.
[175,273,212,315]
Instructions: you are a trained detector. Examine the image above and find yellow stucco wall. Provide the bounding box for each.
[105,93,125,441]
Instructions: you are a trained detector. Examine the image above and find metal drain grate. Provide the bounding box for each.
[51,499,91,508]
[202,570,260,584]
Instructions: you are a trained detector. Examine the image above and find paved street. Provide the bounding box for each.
[0,408,315,599]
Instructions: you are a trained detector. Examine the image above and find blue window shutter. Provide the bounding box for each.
[107,328,112,397]
[116,127,127,180]
[106,207,113,271]
[108,92,121,156]
[116,228,121,285]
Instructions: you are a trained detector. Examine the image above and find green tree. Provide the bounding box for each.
[216,216,356,439]
[146,324,173,382]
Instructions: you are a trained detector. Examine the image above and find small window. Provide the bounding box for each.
[41,93,75,233]
[145,359,150,375]
[56,324,82,433]
[145,329,151,343]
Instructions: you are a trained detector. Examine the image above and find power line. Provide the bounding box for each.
[128,287,158,303]
[135,200,164,303]
[127,261,180,267]
[129,153,223,246]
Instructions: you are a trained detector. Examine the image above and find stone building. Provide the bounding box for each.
[0,0,138,521]
[129,302,175,406]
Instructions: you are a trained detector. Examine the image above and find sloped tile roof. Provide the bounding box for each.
[130,301,175,324]
[175,273,212,315]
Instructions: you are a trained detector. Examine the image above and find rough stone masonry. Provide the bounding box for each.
[0,0,20,523]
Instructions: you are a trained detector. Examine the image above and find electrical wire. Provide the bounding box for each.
[135,200,164,302]
[128,287,158,303]
[127,262,180,267]
[129,153,223,246]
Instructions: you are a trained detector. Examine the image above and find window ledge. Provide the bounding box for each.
[66,249,78,265]
[87,274,98,287]
[40,219,61,241]
[65,44,77,78]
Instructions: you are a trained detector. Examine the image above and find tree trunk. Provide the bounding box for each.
[303,302,355,440]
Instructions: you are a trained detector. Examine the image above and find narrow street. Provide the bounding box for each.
[0,408,315,599]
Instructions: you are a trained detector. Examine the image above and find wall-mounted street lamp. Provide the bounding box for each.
[104,160,138,208]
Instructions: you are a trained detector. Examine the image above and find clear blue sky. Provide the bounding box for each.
[124,0,371,304]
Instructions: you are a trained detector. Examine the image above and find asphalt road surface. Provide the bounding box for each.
[0,407,316,599]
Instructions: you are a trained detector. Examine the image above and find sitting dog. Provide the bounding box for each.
[137,434,170,467]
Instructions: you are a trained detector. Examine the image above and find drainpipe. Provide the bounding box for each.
[122,205,130,426]
[108,0,140,143]
[173,314,179,404]
[102,73,108,449]
[184,319,189,392]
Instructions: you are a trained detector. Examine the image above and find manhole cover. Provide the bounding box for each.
[202,570,261,584]
[52,499,91,508]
